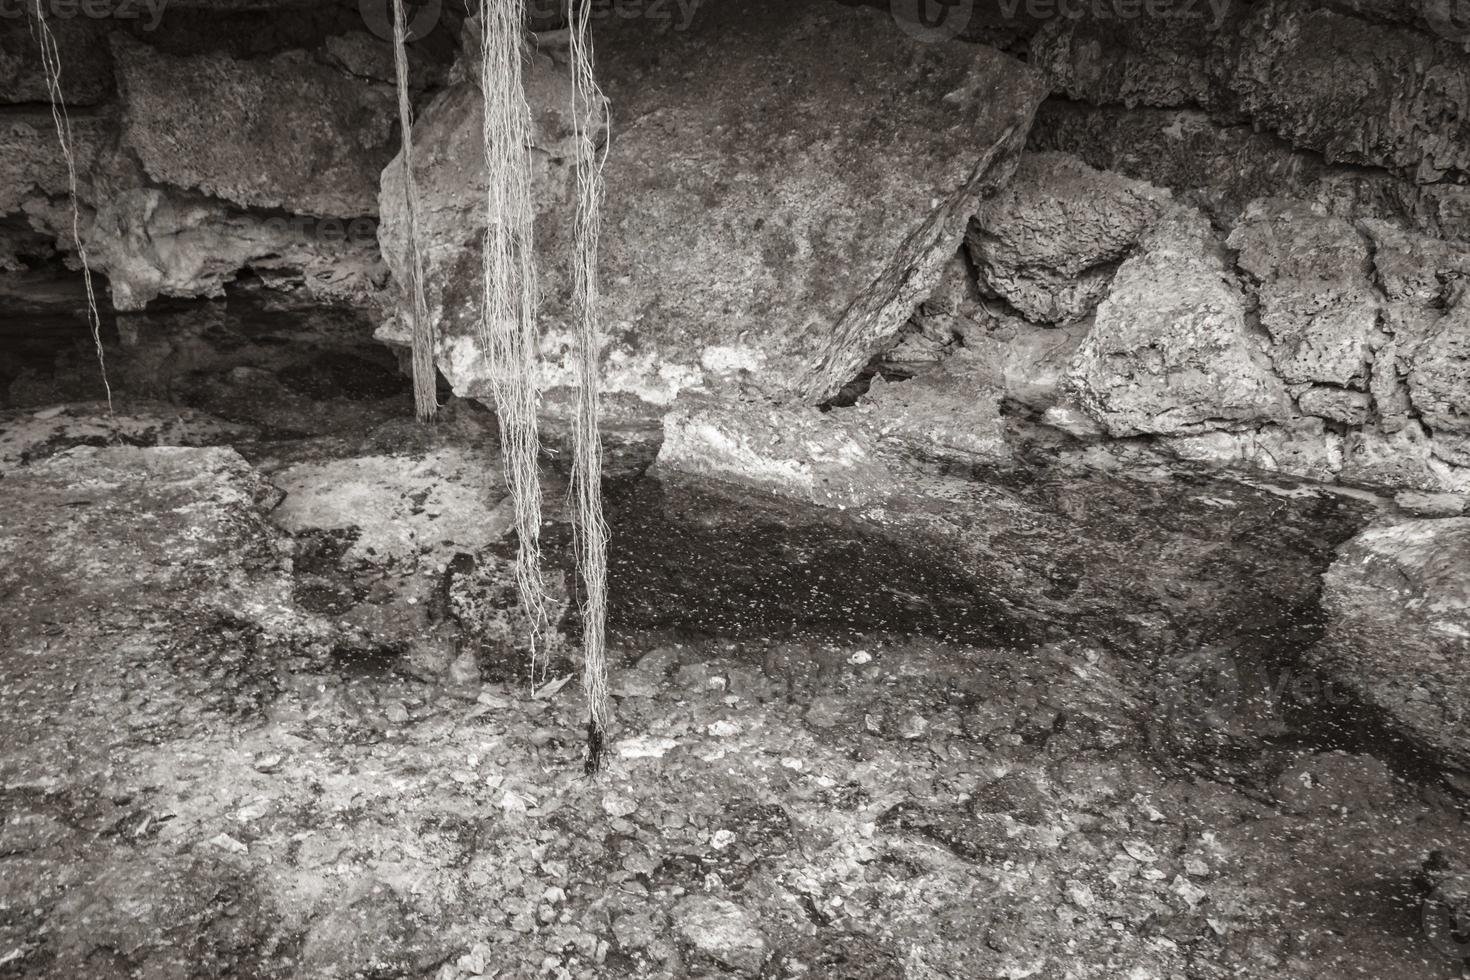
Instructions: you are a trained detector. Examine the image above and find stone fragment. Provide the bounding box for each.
[673,896,769,975]
[1067,206,1290,436]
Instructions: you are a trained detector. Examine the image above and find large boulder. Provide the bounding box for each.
[1066,206,1291,436]
[1226,199,1383,389]
[112,34,397,217]
[375,40,590,399]
[964,151,1168,324]
[1311,518,1470,770]
[378,0,1048,414]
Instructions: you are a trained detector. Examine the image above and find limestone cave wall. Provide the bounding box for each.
[3,0,1468,498]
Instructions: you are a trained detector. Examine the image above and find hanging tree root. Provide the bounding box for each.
[392,0,439,421]
[478,0,555,683]
[30,0,112,412]
[568,0,613,773]
[476,0,613,770]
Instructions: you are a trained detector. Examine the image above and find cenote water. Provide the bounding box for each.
[2,289,1467,979]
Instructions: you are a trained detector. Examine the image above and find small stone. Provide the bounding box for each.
[899,713,929,740]
[617,735,679,759]
[206,832,248,855]
[1121,840,1158,863]
[613,911,663,951]
[1171,874,1208,909]
[710,829,736,850]
[707,720,741,737]
[602,793,638,819]
[672,896,769,974]
[252,752,286,774]
[675,663,718,692]
[457,943,494,974]
[383,701,410,725]
[447,645,481,687]
[1065,881,1095,909]
[804,695,845,729]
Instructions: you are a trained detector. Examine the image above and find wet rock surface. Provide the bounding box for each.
[2,339,1466,977]
[1311,517,1470,771]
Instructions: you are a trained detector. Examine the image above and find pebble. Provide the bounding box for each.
[252,752,286,774]
[804,695,845,729]
[673,896,769,974]
[1121,840,1158,863]
[206,832,248,855]
[602,792,638,818]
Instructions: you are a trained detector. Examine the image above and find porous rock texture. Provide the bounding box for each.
[1066,206,1290,437]
[111,34,396,218]
[1031,0,1470,183]
[3,15,437,307]
[376,0,1048,413]
[1226,199,1382,389]
[1312,518,1470,771]
[965,151,1168,324]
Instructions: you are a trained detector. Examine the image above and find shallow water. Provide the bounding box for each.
[2,291,1467,979]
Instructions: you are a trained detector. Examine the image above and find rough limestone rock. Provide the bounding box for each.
[112,35,397,217]
[1341,420,1470,492]
[0,110,113,216]
[849,349,1009,463]
[86,187,385,310]
[672,896,769,975]
[1067,206,1291,436]
[270,449,509,564]
[964,151,1168,324]
[0,401,254,475]
[657,402,892,507]
[0,445,290,631]
[1311,518,1470,770]
[1160,418,1345,485]
[1409,299,1470,435]
[1362,218,1470,307]
[379,0,1047,413]
[1027,17,1226,110]
[1030,101,1470,243]
[1,109,114,270]
[0,16,112,106]
[598,0,1047,406]
[1227,199,1382,388]
[1296,386,1372,425]
[1231,2,1470,183]
[1030,1,1470,183]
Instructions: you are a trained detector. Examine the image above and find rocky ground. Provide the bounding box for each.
[2,297,1468,980]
